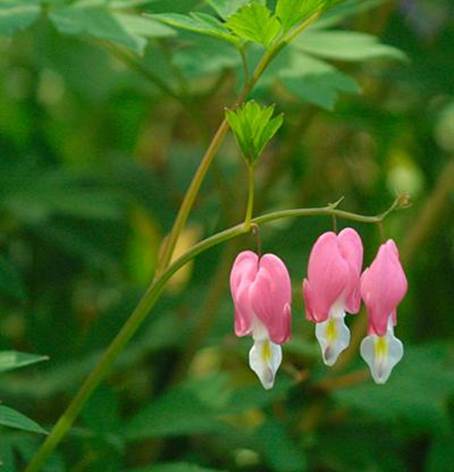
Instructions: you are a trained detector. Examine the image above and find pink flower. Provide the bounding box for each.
[302,228,363,366]
[360,240,407,384]
[230,251,292,389]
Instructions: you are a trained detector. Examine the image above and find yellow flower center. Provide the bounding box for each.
[326,318,337,342]
[261,340,272,362]
[374,336,388,360]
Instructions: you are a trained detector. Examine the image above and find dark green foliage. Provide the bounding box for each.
[0,0,453,470]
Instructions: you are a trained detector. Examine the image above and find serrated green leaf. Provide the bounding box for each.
[0,351,48,373]
[280,52,360,109]
[0,406,47,435]
[226,2,281,48]
[151,12,239,45]
[276,0,326,32]
[49,5,147,54]
[206,0,258,19]
[226,100,283,163]
[296,30,406,61]
[0,1,40,37]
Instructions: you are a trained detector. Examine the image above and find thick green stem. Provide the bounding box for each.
[244,165,255,229]
[25,202,398,472]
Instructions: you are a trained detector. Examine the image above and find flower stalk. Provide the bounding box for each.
[26,199,402,472]
[244,164,255,230]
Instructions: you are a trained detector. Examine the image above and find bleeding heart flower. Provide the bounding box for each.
[360,240,407,384]
[303,228,363,366]
[230,251,292,389]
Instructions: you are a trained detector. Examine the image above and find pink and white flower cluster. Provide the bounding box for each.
[230,229,407,389]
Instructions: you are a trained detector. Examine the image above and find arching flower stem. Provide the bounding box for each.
[25,198,402,472]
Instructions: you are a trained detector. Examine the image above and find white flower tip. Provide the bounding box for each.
[322,346,337,367]
[360,327,404,385]
[249,339,282,390]
[315,314,351,367]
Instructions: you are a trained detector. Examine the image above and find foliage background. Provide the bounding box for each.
[0,0,453,470]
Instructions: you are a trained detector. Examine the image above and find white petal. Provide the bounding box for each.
[249,339,282,390]
[315,313,351,366]
[360,325,404,384]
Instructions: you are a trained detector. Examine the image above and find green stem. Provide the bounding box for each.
[240,47,250,86]
[244,165,255,229]
[25,201,399,472]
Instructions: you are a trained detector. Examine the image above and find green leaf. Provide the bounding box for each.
[296,30,406,62]
[0,1,40,37]
[225,100,283,164]
[280,52,360,110]
[151,12,239,45]
[226,2,281,48]
[334,342,454,433]
[0,406,47,435]
[276,0,326,32]
[313,0,382,29]
[125,381,229,440]
[206,0,256,19]
[0,256,26,301]
[0,351,49,373]
[114,13,176,38]
[49,5,147,54]
[0,163,124,223]
[173,36,240,78]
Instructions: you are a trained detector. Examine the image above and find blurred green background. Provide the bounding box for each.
[0,0,453,471]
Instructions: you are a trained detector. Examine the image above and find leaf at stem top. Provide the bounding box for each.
[225,100,283,165]
[225,1,281,48]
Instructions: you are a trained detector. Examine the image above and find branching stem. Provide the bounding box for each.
[25,199,400,472]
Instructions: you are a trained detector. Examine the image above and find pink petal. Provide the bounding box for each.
[302,278,315,321]
[230,251,259,337]
[249,254,292,344]
[361,240,407,336]
[337,228,363,314]
[303,232,350,322]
